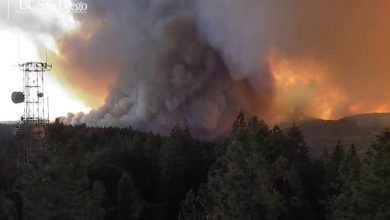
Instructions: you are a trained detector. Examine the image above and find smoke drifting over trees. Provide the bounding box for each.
[28,0,390,134]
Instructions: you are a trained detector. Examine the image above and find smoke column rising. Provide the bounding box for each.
[59,0,264,137]
[57,0,390,136]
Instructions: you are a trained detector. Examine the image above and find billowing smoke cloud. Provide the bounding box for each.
[59,0,265,137]
[192,0,390,121]
[58,0,390,135]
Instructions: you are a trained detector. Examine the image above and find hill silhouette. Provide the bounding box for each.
[283,113,390,156]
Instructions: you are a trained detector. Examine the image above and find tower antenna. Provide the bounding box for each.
[47,97,50,122]
[12,61,52,169]
[18,33,20,62]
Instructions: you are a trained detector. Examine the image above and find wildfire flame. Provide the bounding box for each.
[267,49,390,123]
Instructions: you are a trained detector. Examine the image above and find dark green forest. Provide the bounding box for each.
[0,114,389,220]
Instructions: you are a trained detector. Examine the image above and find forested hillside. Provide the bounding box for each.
[0,114,389,219]
[289,113,390,156]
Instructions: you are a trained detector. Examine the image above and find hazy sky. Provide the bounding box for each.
[0,0,90,121]
[58,0,390,130]
[1,0,390,134]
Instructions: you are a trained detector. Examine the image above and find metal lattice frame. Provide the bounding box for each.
[19,62,51,125]
[16,62,51,167]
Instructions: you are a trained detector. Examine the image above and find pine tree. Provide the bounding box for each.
[328,145,360,220]
[350,130,390,219]
[158,126,195,219]
[325,142,346,197]
[286,125,309,164]
[9,140,97,220]
[117,172,142,220]
[206,117,283,220]
[178,185,208,220]
[276,125,316,219]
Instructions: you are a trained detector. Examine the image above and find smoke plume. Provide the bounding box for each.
[58,0,266,137]
[57,0,390,135]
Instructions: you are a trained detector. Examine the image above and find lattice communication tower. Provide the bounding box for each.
[12,62,51,167]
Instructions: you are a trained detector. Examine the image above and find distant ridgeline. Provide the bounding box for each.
[281,113,390,156]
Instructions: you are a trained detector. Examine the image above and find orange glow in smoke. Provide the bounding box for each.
[348,104,390,116]
[267,49,390,122]
[267,50,347,122]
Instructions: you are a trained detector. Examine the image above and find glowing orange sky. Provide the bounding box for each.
[52,0,390,123]
[267,47,390,123]
[53,28,119,109]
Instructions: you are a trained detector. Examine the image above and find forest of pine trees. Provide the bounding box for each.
[0,114,389,220]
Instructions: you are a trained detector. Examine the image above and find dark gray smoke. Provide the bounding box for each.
[60,0,390,135]
[60,0,265,137]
